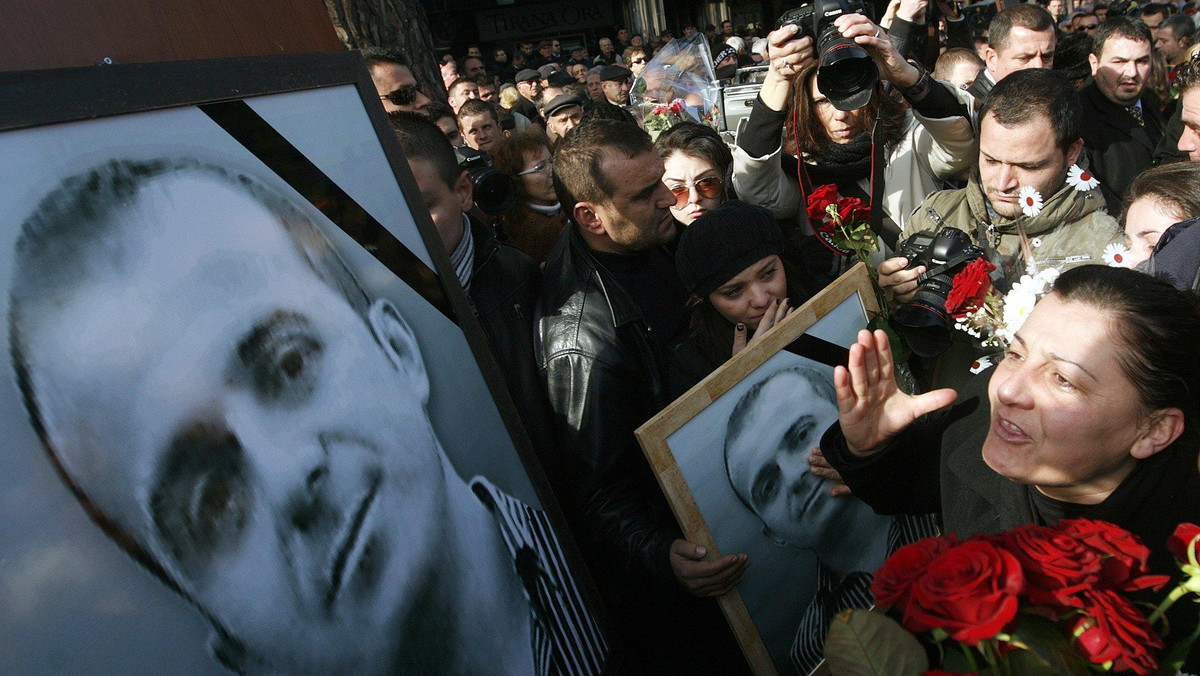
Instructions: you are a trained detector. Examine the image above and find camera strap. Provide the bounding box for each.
[792,109,897,249]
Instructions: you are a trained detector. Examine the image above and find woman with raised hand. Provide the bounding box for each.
[821,266,1200,591]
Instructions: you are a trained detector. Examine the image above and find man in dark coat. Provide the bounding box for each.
[537,119,749,672]
[1080,17,1162,211]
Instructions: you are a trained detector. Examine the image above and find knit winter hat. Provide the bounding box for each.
[676,200,784,297]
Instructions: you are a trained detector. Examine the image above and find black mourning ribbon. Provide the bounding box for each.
[199,100,455,322]
[782,333,851,369]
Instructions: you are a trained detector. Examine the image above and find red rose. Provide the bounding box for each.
[1055,519,1169,592]
[836,196,870,225]
[991,524,1100,610]
[903,540,1025,645]
[1167,523,1200,563]
[944,258,996,317]
[806,184,839,224]
[1070,589,1163,675]
[872,535,957,611]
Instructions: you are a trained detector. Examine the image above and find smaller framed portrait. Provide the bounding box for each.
[637,264,937,675]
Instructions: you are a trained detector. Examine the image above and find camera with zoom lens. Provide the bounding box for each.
[891,228,988,358]
[777,0,879,111]
[454,146,516,216]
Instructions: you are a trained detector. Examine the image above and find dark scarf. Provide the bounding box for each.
[803,133,872,190]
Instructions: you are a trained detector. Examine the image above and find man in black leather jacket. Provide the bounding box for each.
[538,119,749,672]
[390,113,555,463]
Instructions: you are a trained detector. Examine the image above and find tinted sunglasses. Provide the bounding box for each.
[381,85,418,106]
[668,176,723,206]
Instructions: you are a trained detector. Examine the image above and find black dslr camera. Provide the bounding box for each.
[891,228,988,358]
[777,0,879,111]
[454,146,516,216]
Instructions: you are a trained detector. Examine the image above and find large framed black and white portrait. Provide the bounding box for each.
[0,53,608,674]
[636,265,937,675]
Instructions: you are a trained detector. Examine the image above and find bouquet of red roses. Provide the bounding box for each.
[824,519,1200,675]
[806,184,876,258]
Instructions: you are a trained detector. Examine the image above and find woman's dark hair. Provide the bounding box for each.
[1122,161,1200,228]
[654,122,734,185]
[782,61,907,161]
[1051,265,1200,443]
[686,257,819,372]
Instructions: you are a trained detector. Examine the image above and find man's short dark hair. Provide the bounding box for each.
[1092,16,1153,56]
[361,47,410,70]
[456,98,498,124]
[978,68,1081,151]
[1140,3,1169,21]
[473,75,496,90]
[462,56,485,70]
[389,111,462,189]
[988,4,1055,52]
[1161,14,1196,43]
[447,77,474,96]
[425,102,456,124]
[552,119,651,214]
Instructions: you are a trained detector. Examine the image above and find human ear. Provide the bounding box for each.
[1088,53,1100,76]
[454,169,475,214]
[1130,407,1185,460]
[984,46,998,73]
[573,201,606,237]
[1066,138,1085,167]
[368,299,430,406]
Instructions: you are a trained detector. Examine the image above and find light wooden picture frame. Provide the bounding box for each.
[636,263,898,675]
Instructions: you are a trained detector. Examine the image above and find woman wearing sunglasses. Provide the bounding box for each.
[671,200,819,392]
[654,122,733,227]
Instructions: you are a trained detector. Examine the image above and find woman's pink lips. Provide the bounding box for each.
[993,415,1031,444]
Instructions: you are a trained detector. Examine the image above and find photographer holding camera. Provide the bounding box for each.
[881,69,1124,387]
[732,4,977,284]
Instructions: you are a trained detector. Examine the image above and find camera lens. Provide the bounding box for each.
[816,37,878,111]
[471,168,516,216]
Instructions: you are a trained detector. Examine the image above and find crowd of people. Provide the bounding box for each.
[368,2,1200,671]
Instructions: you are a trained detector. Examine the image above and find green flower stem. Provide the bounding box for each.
[1147,583,1190,626]
[959,642,981,674]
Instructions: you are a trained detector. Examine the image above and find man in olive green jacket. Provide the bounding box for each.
[884,69,1122,301]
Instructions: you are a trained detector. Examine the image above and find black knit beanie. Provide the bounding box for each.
[676,200,784,298]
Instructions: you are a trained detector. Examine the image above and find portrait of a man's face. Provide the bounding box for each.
[725,366,866,554]
[12,163,459,672]
[0,62,605,674]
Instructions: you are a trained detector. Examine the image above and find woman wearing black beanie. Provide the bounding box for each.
[673,200,819,392]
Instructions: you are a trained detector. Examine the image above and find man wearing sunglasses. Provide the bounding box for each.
[362,48,431,115]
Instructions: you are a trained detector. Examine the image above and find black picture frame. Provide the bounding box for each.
[0,51,614,673]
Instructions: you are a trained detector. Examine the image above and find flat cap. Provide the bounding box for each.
[600,64,633,81]
[544,93,585,118]
[546,71,577,88]
[537,63,560,78]
[515,68,541,83]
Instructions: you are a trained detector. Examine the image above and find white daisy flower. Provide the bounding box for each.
[1066,165,1100,192]
[1103,242,1132,268]
[1018,186,1043,218]
[970,355,995,374]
